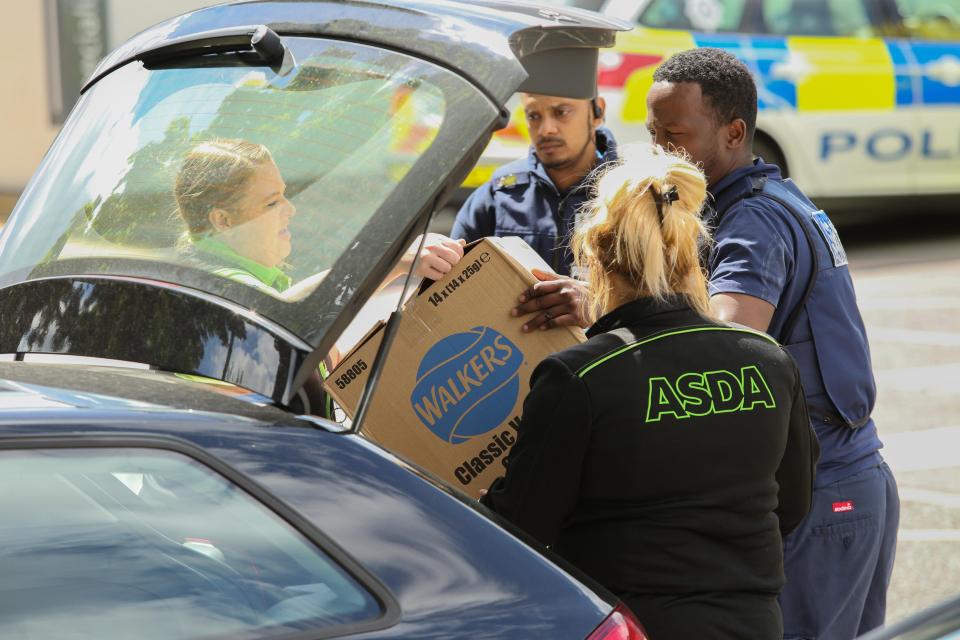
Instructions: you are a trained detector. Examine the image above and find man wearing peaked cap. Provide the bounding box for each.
[451,92,617,331]
[433,34,629,332]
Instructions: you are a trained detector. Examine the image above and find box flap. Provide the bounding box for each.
[486,235,554,275]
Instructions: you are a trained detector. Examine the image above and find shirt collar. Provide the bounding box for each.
[586,294,697,338]
[192,235,292,292]
[706,158,782,223]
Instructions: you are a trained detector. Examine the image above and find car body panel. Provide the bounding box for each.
[0,2,630,635]
[0,362,613,637]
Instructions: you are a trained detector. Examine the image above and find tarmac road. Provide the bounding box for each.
[841,212,960,625]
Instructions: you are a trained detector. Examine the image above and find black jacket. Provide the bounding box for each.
[483,296,818,639]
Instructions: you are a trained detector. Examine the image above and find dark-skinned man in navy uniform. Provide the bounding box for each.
[642,48,900,640]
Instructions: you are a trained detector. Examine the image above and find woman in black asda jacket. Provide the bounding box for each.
[481,145,819,640]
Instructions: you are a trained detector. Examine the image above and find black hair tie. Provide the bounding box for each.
[652,184,679,223]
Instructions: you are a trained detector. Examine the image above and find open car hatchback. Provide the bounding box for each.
[0,1,651,638]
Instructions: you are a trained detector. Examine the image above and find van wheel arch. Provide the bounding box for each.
[752,131,788,177]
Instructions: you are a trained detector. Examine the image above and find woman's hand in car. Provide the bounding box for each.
[396,233,467,281]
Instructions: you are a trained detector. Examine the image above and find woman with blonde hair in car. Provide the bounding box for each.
[482,144,818,640]
[175,139,297,295]
[174,139,465,296]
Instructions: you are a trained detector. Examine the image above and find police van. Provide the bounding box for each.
[464,0,960,211]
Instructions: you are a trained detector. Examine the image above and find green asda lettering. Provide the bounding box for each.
[645,365,776,423]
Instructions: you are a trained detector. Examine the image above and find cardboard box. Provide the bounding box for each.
[325,236,586,498]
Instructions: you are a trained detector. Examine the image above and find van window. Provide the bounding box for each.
[639,0,747,32]
[763,0,873,36]
[894,0,960,39]
[638,0,879,37]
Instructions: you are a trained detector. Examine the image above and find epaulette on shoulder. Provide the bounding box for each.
[493,171,530,191]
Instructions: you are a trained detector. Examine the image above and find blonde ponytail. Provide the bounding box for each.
[572,144,711,322]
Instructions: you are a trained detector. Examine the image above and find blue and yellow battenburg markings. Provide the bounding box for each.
[612,28,959,122]
[693,32,898,111]
[902,41,960,104]
[888,40,922,105]
[703,35,960,109]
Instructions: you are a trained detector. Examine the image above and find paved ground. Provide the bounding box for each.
[842,212,960,624]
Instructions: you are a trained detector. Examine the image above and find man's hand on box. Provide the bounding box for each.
[512,269,589,332]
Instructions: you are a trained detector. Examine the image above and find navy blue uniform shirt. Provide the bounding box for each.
[706,159,883,487]
[451,127,618,275]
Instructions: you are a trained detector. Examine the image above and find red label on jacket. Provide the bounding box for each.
[832,501,854,513]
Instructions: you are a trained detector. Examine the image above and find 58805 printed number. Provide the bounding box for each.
[334,360,368,389]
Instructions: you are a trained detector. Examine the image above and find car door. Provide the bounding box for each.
[0,1,629,411]
[887,0,960,194]
[749,0,919,198]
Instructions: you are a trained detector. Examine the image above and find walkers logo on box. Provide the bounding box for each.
[411,326,523,444]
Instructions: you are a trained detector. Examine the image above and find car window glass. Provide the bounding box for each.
[541,0,607,10]
[639,0,747,32]
[893,0,960,39]
[763,0,873,36]
[0,40,444,291]
[0,447,381,639]
[0,36,490,339]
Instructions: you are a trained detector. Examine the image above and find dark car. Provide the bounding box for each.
[857,594,960,640]
[0,1,646,638]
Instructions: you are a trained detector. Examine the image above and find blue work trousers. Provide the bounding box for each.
[780,462,899,640]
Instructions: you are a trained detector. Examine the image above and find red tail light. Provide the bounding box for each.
[586,603,650,640]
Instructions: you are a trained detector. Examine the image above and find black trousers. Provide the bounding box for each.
[623,591,782,640]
